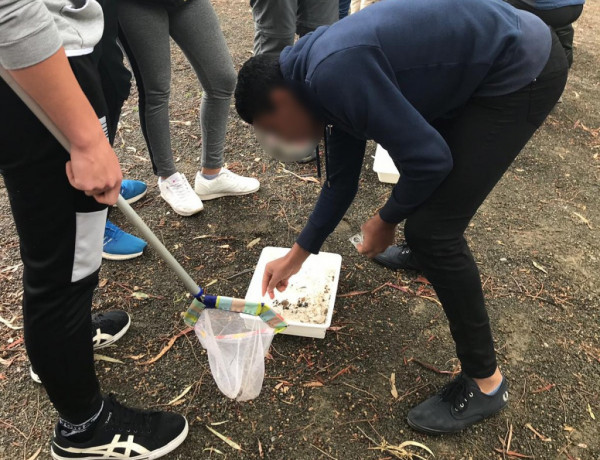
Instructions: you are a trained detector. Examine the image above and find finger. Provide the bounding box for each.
[65,161,78,190]
[92,191,113,205]
[267,276,281,299]
[262,270,272,297]
[355,243,364,254]
[276,279,288,293]
[102,185,121,206]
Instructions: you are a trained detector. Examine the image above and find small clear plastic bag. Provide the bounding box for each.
[195,308,274,401]
[349,232,364,248]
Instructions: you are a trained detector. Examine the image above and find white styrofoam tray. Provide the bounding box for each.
[244,247,342,339]
[373,144,400,184]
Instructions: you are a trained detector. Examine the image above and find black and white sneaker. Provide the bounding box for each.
[51,395,188,459]
[374,243,421,271]
[30,311,131,383]
[407,373,509,434]
[92,311,131,350]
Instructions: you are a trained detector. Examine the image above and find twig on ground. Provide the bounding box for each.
[408,357,457,376]
[310,443,338,460]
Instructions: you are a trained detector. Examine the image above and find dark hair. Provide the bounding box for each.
[235,55,286,124]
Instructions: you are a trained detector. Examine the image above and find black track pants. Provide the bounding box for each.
[403,32,569,378]
[0,54,107,423]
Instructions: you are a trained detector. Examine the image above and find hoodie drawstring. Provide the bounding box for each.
[316,125,332,188]
[324,125,331,188]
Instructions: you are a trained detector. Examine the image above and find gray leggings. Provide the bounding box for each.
[118,0,236,176]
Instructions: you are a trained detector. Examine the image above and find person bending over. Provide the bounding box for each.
[234,0,568,434]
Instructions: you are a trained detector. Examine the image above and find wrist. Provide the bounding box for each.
[376,212,397,228]
[287,243,310,266]
[70,124,107,154]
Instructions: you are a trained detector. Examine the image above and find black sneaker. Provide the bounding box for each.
[407,373,509,434]
[30,311,131,384]
[374,243,421,271]
[92,311,131,350]
[51,395,188,459]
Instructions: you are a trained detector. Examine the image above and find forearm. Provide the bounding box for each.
[296,181,359,253]
[296,128,366,253]
[8,49,106,152]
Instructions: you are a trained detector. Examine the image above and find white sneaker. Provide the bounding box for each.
[159,172,204,216]
[194,168,260,201]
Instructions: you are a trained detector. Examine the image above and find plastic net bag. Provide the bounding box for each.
[195,308,275,401]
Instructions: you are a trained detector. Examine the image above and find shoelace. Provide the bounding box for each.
[440,374,474,413]
[168,176,195,200]
[106,395,152,435]
[399,243,411,255]
[103,224,123,243]
[218,169,235,179]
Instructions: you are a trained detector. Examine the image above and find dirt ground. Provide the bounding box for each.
[1,1,599,459]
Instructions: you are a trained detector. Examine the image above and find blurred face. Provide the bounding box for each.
[253,88,322,143]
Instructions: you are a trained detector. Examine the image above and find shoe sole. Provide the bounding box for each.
[196,185,260,201]
[160,192,203,216]
[112,189,148,207]
[51,418,189,460]
[93,313,132,350]
[30,367,42,384]
[406,404,507,435]
[102,251,144,261]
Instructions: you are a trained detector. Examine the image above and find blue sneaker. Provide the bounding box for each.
[103,221,147,260]
[120,179,147,204]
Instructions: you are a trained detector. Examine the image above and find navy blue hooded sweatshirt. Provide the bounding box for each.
[279,0,551,254]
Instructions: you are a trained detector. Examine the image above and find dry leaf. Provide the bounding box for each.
[247,237,261,249]
[572,211,593,229]
[203,447,225,456]
[125,353,146,360]
[390,372,399,399]
[525,423,551,442]
[587,403,596,420]
[303,381,324,388]
[98,278,108,288]
[205,424,242,451]
[131,292,150,300]
[94,354,124,364]
[205,279,218,288]
[27,446,42,460]
[532,261,548,274]
[168,384,193,405]
[0,315,23,330]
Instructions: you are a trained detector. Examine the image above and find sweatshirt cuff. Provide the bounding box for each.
[0,21,62,70]
[379,198,408,224]
[296,220,328,254]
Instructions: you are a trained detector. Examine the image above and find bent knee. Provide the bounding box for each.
[404,217,465,254]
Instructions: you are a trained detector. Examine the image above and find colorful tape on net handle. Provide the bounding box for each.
[183,295,287,333]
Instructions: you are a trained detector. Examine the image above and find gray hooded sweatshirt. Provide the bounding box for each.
[0,0,103,70]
